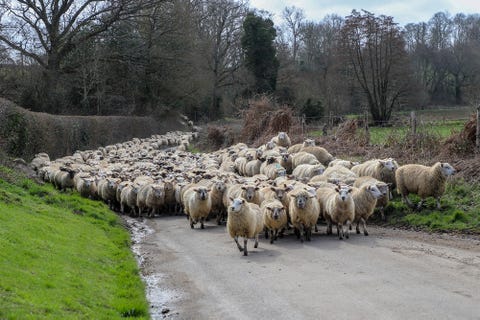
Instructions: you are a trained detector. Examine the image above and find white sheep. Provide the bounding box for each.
[183,186,212,229]
[291,151,320,169]
[227,197,264,256]
[351,184,383,236]
[328,159,359,169]
[98,177,121,210]
[287,139,315,154]
[312,165,357,185]
[261,199,288,244]
[351,158,398,191]
[245,159,263,177]
[353,176,390,220]
[395,162,456,210]
[53,167,77,191]
[292,163,325,180]
[288,188,320,242]
[301,146,334,166]
[317,186,355,240]
[137,183,165,218]
[271,132,292,148]
[120,184,140,216]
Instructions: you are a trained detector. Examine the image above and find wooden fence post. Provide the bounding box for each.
[410,111,417,149]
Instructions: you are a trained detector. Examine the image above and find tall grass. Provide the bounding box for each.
[0,167,149,319]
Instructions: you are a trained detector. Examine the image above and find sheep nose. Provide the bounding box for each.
[341,196,345,201]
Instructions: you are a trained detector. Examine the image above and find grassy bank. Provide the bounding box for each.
[383,179,480,233]
[0,167,148,319]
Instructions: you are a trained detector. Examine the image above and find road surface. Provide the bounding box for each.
[126,216,480,320]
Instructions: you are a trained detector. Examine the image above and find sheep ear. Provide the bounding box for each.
[241,186,246,190]
[379,160,385,166]
[255,186,260,191]
[266,206,273,211]
[348,188,353,193]
[270,187,276,192]
[441,163,444,168]
[229,196,234,202]
[335,187,340,192]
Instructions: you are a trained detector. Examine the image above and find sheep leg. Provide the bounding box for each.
[265,228,269,239]
[361,218,369,236]
[306,226,312,242]
[403,195,415,208]
[380,207,386,221]
[200,217,205,229]
[344,222,350,239]
[299,224,305,243]
[216,213,222,225]
[356,221,361,234]
[189,216,194,229]
[269,230,274,244]
[314,224,318,233]
[294,227,300,239]
[436,197,442,210]
[416,199,424,211]
[273,229,278,241]
[243,238,248,256]
[254,234,259,248]
[234,236,244,252]
[337,224,343,240]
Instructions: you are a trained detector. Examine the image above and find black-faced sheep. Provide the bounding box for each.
[395,162,456,210]
[227,197,264,256]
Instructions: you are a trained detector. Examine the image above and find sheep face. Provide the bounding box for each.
[293,193,308,209]
[336,186,352,201]
[241,185,259,201]
[367,184,383,199]
[376,183,390,197]
[194,187,210,200]
[304,139,315,147]
[213,180,226,192]
[229,198,245,212]
[152,186,165,198]
[267,206,285,220]
[380,159,396,171]
[281,153,290,162]
[440,163,456,176]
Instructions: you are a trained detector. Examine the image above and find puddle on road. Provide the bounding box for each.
[123,216,181,319]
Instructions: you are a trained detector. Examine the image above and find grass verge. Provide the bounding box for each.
[0,166,148,319]
[384,178,480,233]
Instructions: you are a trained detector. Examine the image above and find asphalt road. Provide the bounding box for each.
[128,216,480,320]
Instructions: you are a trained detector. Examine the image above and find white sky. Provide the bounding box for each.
[249,0,480,26]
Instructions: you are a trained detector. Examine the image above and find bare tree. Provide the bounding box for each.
[281,5,305,62]
[341,10,411,124]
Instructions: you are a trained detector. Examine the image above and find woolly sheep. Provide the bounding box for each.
[137,183,165,217]
[287,139,315,154]
[292,163,325,180]
[279,153,293,174]
[120,184,140,216]
[183,186,212,229]
[288,188,320,242]
[351,184,383,236]
[328,159,359,169]
[291,152,320,169]
[317,186,355,240]
[271,132,292,148]
[76,176,97,199]
[53,167,77,191]
[245,159,263,177]
[301,146,334,166]
[30,152,50,171]
[351,158,398,191]
[209,179,228,225]
[224,183,262,207]
[354,176,390,220]
[227,197,264,256]
[261,199,288,244]
[395,162,456,210]
[98,177,121,210]
[312,165,357,185]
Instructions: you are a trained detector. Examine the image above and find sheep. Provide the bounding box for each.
[76,176,97,199]
[301,146,334,166]
[209,179,228,225]
[271,132,291,148]
[224,183,262,207]
[287,139,315,154]
[288,188,320,242]
[351,184,383,236]
[245,159,263,177]
[395,162,456,210]
[317,186,355,240]
[227,197,264,256]
[279,153,293,174]
[292,163,325,180]
[261,158,287,180]
[351,158,398,191]
[354,176,390,220]
[328,159,359,169]
[312,165,357,185]
[137,183,165,217]
[183,186,212,229]
[291,152,320,169]
[53,167,77,191]
[98,177,121,210]
[30,152,50,171]
[261,199,288,244]
[120,184,140,216]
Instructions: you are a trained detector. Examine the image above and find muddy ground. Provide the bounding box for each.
[125,216,480,320]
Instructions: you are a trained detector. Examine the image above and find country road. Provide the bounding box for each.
[126,216,480,320]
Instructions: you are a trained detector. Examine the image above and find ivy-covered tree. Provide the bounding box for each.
[241,12,279,94]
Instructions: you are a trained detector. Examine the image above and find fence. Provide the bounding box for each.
[291,108,479,152]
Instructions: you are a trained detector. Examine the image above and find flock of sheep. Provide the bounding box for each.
[30,130,456,256]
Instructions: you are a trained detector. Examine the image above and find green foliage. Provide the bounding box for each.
[384,179,480,233]
[1,111,28,157]
[0,168,148,319]
[301,99,324,121]
[241,12,279,94]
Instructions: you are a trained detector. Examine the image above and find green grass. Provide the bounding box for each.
[384,179,480,233]
[0,167,149,319]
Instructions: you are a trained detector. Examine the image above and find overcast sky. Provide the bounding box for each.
[249,0,480,26]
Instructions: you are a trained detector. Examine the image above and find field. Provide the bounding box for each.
[0,167,148,319]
